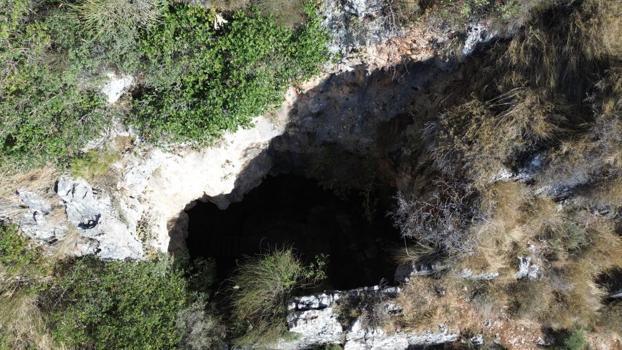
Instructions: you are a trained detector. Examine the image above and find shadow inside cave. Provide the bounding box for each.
[186,174,401,290]
[168,54,465,291]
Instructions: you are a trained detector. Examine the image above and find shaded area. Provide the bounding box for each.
[186,174,401,290]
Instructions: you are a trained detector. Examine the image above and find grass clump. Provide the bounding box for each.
[230,248,326,346]
[70,149,120,181]
[43,256,189,349]
[71,0,163,70]
[133,2,328,143]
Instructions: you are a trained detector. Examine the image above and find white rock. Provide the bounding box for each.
[101,72,134,104]
[515,256,540,280]
[462,23,495,55]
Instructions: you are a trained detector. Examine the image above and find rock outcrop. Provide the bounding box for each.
[275,286,460,350]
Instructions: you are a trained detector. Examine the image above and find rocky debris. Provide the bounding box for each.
[493,154,544,183]
[462,22,496,55]
[55,176,143,259]
[56,177,103,231]
[16,189,66,243]
[322,0,399,59]
[12,176,143,259]
[515,256,540,280]
[277,286,459,350]
[459,269,499,281]
[394,260,446,282]
[101,72,134,104]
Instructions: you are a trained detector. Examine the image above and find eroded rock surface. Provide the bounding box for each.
[276,286,460,350]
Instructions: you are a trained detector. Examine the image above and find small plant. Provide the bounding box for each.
[72,0,164,70]
[230,248,326,345]
[559,327,588,350]
[70,149,120,181]
[0,224,44,279]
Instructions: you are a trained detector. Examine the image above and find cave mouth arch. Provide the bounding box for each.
[185,174,402,290]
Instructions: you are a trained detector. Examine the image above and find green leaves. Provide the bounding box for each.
[46,257,188,349]
[132,3,329,144]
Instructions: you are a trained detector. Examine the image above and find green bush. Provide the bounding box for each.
[0,224,44,278]
[559,328,587,350]
[230,248,326,345]
[132,2,328,143]
[0,4,108,169]
[44,256,188,349]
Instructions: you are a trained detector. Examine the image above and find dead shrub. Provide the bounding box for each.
[392,179,480,257]
[430,89,566,187]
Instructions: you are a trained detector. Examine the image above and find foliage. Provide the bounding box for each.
[176,300,227,350]
[132,2,328,143]
[0,0,30,43]
[421,0,524,27]
[0,224,44,279]
[0,224,55,350]
[44,256,188,349]
[558,328,588,350]
[71,0,163,70]
[0,3,107,170]
[70,149,120,181]
[230,248,326,345]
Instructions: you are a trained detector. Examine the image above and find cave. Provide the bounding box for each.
[185,174,402,290]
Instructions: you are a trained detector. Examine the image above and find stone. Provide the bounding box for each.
[276,286,457,350]
[515,256,540,280]
[17,190,52,214]
[322,0,398,58]
[55,176,143,259]
[459,269,499,281]
[462,22,495,55]
[56,177,103,232]
[101,72,134,104]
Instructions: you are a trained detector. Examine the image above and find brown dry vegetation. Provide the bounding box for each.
[394,0,622,345]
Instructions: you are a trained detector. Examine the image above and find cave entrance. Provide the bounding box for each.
[185,174,401,290]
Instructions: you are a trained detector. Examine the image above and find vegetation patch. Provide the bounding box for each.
[229,248,326,346]
[133,2,328,143]
[1,0,328,170]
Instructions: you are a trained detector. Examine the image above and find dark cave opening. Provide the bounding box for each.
[185,174,402,290]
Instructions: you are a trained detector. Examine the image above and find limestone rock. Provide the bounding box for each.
[276,286,458,350]
[515,256,540,280]
[101,72,134,104]
[322,0,398,58]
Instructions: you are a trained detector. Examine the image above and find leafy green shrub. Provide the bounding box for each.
[0,224,43,278]
[44,256,188,349]
[0,0,30,42]
[0,4,108,169]
[132,2,328,143]
[230,249,326,345]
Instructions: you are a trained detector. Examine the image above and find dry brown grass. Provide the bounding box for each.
[501,0,620,99]
[0,290,60,350]
[394,275,480,332]
[431,88,567,187]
